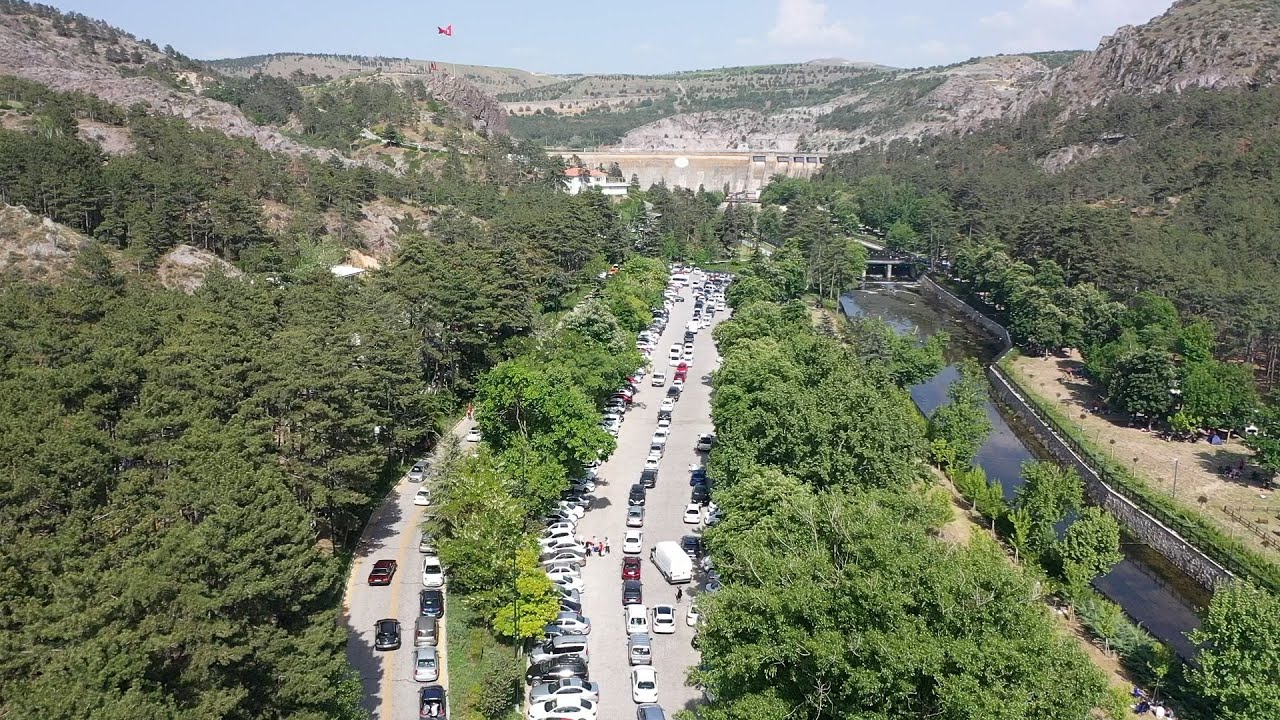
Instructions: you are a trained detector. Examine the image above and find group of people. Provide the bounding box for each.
[1132,687,1175,718]
[582,536,609,558]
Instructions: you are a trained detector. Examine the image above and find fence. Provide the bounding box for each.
[918,273,1257,591]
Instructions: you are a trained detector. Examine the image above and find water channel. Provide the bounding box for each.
[840,287,1209,659]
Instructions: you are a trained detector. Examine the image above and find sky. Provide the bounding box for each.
[52,0,1176,74]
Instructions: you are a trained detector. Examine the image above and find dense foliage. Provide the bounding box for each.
[826,86,1280,378]
[696,287,1108,718]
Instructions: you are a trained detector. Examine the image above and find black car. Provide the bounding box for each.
[690,484,710,505]
[681,535,704,559]
[419,685,446,718]
[560,595,584,614]
[622,579,643,605]
[420,589,444,618]
[374,618,401,651]
[640,468,658,489]
[629,483,646,507]
[666,386,681,400]
[526,656,589,685]
[683,332,695,343]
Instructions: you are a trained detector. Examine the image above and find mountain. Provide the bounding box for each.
[208,52,569,96]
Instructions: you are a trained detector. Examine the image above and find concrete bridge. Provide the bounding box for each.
[555,150,830,194]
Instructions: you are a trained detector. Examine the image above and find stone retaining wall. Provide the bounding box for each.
[919,274,1233,590]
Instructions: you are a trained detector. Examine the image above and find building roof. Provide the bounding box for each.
[330,264,366,278]
[564,167,607,178]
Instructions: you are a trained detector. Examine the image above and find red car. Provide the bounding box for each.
[621,556,641,580]
[368,559,397,586]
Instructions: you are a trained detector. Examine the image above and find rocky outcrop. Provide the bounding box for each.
[0,203,90,279]
[419,72,508,135]
[1013,0,1280,116]
[0,12,354,163]
[156,245,244,294]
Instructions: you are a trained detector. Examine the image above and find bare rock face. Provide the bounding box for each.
[156,245,244,294]
[0,203,90,278]
[422,71,509,136]
[619,110,812,152]
[1012,0,1280,117]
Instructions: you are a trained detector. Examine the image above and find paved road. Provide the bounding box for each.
[576,282,722,720]
[341,418,476,720]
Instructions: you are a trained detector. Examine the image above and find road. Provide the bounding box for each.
[341,417,476,720]
[575,281,722,720]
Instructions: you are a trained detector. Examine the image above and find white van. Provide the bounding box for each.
[650,541,693,584]
[625,603,650,635]
[668,344,681,366]
[651,370,666,387]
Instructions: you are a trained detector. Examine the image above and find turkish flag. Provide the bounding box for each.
[437,24,453,36]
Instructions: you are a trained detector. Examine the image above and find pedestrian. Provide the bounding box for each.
[604,537,611,554]
[585,543,593,557]
[676,587,683,602]
[466,402,473,419]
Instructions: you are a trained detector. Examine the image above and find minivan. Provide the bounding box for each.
[529,633,590,664]
[625,603,649,635]
[628,632,652,665]
[414,616,439,648]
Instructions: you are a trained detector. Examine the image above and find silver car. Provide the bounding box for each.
[547,611,591,635]
[626,505,645,528]
[414,647,439,682]
[408,461,428,482]
[529,677,600,705]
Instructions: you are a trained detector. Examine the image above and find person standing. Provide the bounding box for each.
[676,587,683,602]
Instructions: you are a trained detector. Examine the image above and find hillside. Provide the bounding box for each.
[209,52,569,96]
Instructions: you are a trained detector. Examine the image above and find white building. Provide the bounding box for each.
[564,167,630,196]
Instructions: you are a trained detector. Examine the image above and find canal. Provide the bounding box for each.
[841,287,1208,659]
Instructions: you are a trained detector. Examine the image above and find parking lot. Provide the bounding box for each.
[571,277,723,719]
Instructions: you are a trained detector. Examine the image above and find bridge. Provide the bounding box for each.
[553,150,831,194]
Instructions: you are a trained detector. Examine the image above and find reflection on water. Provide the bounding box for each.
[841,288,1203,658]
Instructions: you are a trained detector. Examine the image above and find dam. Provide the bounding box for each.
[554,150,829,194]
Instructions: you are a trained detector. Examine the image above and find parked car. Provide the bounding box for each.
[631,665,659,703]
[628,484,646,507]
[622,579,643,605]
[526,656,589,685]
[626,505,646,529]
[408,461,428,482]
[683,503,702,524]
[666,385,681,401]
[652,604,677,634]
[529,678,599,705]
[681,535,703,559]
[686,598,701,626]
[419,532,436,554]
[414,647,440,682]
[464,427,482,442]
[691,484,710,505]
[419,589,444,618]
[527,698,596,720]
[368,559,397,586]
[418,685,446,719]
[374,618,401,650]
[623,530,643,554]
[541,549,587,566]
[529,633,590,664]
[622,556,641,580]
[696,433,715,452]
[545,611,591,636]
[421,557,445,588]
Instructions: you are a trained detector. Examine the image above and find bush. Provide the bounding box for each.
[474,650,522,720]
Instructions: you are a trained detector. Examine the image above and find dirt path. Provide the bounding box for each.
[1008,352,1280,559]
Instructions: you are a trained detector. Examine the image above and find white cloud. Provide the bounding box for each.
[768,0,860,48]
[976,0,1172,55]
[918,39,968,60]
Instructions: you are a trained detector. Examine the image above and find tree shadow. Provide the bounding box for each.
[1194,447,1271,489]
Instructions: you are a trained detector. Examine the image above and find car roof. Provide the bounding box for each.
[420,685,445,699]
[373,559,394,567]
[377,618,398,629]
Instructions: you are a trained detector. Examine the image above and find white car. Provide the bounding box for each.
[672,379,685,392]
[660,398,675,412]
[683,504,702,525]
[421,557,445,588]
[686,599,701,626]
[527,698,597,720]
[556,502,586,519]
[652,604,677,634]
[650,432,667,449]
[464,427,482,442]
[540,550,585,567]
[695,433,715,452]
[704,508,723,526]
[529,678,599,705]
[551,574,585,593]
[631,666,659,704]
[656,417,671,430]
[646,449,663,465]
[545,521,577,535]
[545,566,582,584]
[622,530,643,555]
[413,487,431,506]
[414,647,440,682]
[540,531,576,547]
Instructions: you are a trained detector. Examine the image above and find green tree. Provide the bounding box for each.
[1055,507,1124,588]
[1107,348,1178,427]
[928,359,993,469]
[1014,461,1084,559]
[1189,582,1280,720]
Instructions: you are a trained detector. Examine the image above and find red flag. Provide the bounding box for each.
[437,24,453,36]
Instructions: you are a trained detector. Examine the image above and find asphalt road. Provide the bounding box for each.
[341,418,476,720]
[575,281,722,720]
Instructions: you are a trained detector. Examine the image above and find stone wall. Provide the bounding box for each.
[920,274,1234,590]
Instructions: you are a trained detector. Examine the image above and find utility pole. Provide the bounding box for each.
[1172,458,1179,499]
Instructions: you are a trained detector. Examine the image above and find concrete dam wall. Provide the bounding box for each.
[557,150,828,193]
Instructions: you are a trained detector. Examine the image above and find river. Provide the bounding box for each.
[841,287,1208,659]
